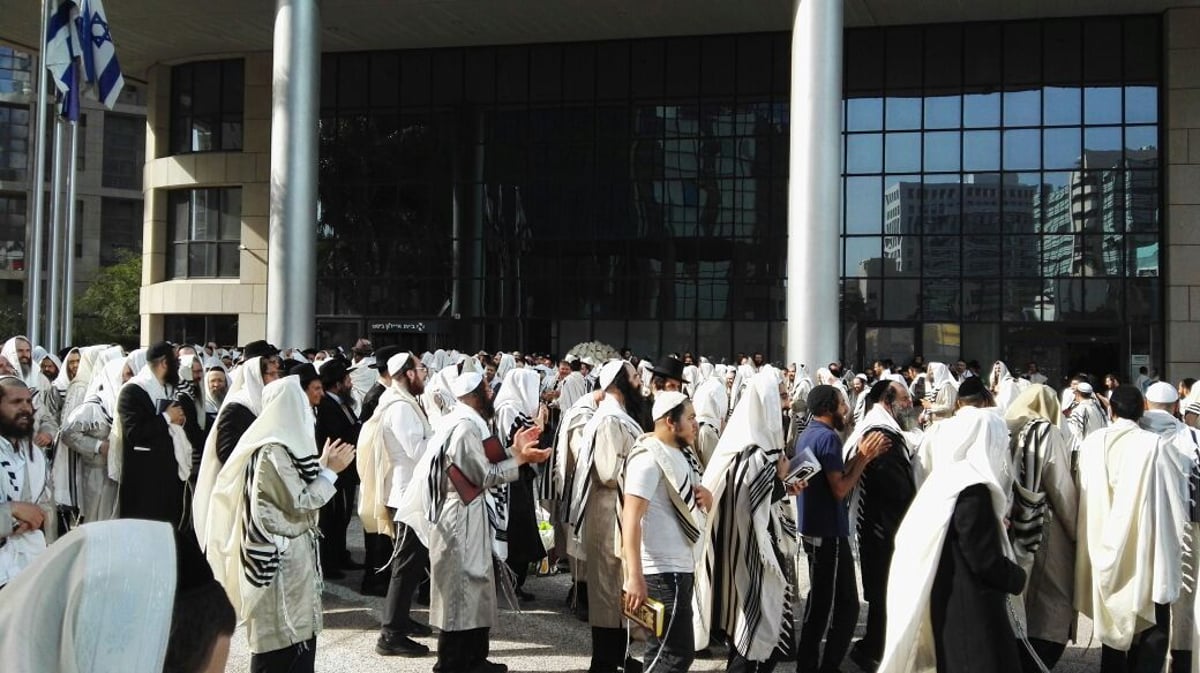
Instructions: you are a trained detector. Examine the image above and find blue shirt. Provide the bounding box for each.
[794,419,849,538]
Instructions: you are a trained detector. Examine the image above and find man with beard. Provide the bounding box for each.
[397,372,549,673]
[845,380,922,672]
[359,345,401,423]
[0,337,36,388]
[570,360,649,673]
[115,341,193,528]
[796,386,890,673]
[0,377,54,587]
[315,359,364,578]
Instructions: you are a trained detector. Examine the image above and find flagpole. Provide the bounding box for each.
[64,117,78,347]
[47,118,64,354]
[27,0,52,346]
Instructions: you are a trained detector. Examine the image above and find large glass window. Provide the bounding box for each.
[102,114,145,190]
[163,314,239,346]
[100,197,143,265]
[842,16,1161,377]
[169,60,244,154]
[0,103,30,181]
[0,48,33,96]
[0,193,25,271]
[166,188,241,279]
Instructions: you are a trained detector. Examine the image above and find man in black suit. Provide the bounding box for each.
[316,359,362,578]
[117,341,190,528]
[356,344,400,595]
[358,345,401,423]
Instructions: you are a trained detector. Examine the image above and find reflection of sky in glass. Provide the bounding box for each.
[1126,87,1157,124]
[924,132,960,171]
[1044,88,1081,126]
[964,93,1000,127]
[886,133,921,172]
[845,176,882,234]
[846,133,882,173]
[886,97,922,130]
[925,96,960,129]
[1004,90,1041,126]
[1084,87,1122,125]
[847,98,883,131]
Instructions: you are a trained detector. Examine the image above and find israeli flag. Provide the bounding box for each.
[76,0,124,108]
[44,1,82,121]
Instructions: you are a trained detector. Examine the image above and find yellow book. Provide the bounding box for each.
[622,592,665,637]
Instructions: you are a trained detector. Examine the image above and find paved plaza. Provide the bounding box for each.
[226,527,1105,672]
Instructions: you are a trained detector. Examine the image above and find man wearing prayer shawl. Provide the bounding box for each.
[692,377,728,469]
[569,360,649,673]
[202,377,355,673]
[115,341,194,529]
[553,387,602,619]
[989,360,1030,413]
[0,376,55,587]
[1076,386,1186,672]
[1002,384,1079,672]
[57,359,125,523]
[395,372,549,673]
[32,349,63,448]
[621,392,711,673]
[1140,381,1200,672]
[876,389,1026,673]
[1066,381,1108,445]
[844,379,923,671]
[493,367,548,601]
[693,370,800,673]
[0,336,37,389]
[787,365,814,449]
[920,362,959,428]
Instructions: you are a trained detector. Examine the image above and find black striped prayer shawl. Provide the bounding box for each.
[239,446,322,588]
[1010,419,1051,564]
[616,436,703,547]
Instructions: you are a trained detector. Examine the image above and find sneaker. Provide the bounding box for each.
[375,635,430,657]
[403,621,433,637]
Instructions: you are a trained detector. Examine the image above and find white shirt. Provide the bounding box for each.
[383,401,431,510]
[623,448,695,574]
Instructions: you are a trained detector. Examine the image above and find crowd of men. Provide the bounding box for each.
[0,333,1199,673]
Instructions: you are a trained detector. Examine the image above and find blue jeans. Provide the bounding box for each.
[642,572,695,673]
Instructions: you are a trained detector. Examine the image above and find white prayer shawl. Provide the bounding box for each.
[356,383,430,536]
[990,362,1030,413]
[350,357,376,410]
[0,519,176,673]
[203,368,228,415]
[495,353,515,381]
[915,406,1012,490]
[62,345,120,428]
[423,366,459,425]
[1076,419,1186,651]
[699,361,715,385]
[124,348,147,380]
[638,360,655,396]
[0,336,36,388]
[683,365,700,397]
[53,358,125,509]
[553,393,599,500]
[877,409,1016,673]
[843,404,923,552]
[619,433,704,548]
[0,435,49,585]
[693,378,729,432]
[202,377,320,620]
[568,396,643,552]
[193,357,266,547]
[177,354,206,431]
[693,370,793,660]
[559,371,587,412]
[491,369,540,560]
[1184,386,1200,427]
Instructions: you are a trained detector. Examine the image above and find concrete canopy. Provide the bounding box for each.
[2,0,1193,80]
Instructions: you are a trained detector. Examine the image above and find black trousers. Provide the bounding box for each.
[797,537,859,673]
[642,572,695,673]
[250,637,316,673]
[433,627,490,673]
[1100,602,1171,673]
[319,480,355,569]
[1020,638,1066,673]
[361,532,392,592]
[380,524,430,638]
[857,541,894,661]
[727,650,782,673]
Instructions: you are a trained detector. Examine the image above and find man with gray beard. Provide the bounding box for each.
[843,379,923,672]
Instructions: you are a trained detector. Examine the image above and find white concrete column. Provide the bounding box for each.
[786,0,843,371]
[267,0,319,347]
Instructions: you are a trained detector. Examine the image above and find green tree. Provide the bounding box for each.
[74,253,141,348]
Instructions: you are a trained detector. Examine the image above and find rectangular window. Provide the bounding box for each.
[100,197,144,265]
[0,193,26,272]
[102,114,146,190]
[162,314,239,346]
[170,59,244,154]
[0,47,33,96]
[166,188,241,279]
[0,103,30,182]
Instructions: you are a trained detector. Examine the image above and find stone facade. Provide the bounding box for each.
[1166,8,1200,377]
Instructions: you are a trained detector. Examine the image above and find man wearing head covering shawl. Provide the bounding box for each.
[0,336,37,389]
[0,519,236,672]
[620,391,710,673]
[114,342,194,529]
[1140,381,1200,670]
[60,345,119,427]
[1183,384,1200,430]
[363,352,436,657]
[122,347,148,382]
[28,348,63,452]
[1002,383,1080,671]
[203,377,354,673]
[842,379,923,670]
[787,365,815,450]
[0,376,55,586]
[394,372,550,673]
[204,364,229,418]
[56,359,125,524]
[921,362,960,427]
[569,360,649,673]
[423,365,460,425]
[876,391,1026,673]
[176,353,209,473]
[989,360,1030,413]
[493,368,547,600]
[1066,381,1108,445]
[1075,386,1186,672]
[693,369,798,671]
[692,377,729,470]
[553,388,603,617]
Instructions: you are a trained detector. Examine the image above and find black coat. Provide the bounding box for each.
[858,427,917,603]
[215,402,257,464]
[316,393,361,485]
[931,484,1026,673]
[359,382,386,423]
[117,385,188,528]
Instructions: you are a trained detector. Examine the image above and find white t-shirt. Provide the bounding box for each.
[623,446,695,574]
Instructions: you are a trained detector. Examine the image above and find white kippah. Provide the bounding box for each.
[387,353,411,376]
[598,360,627,390]
[1146,381,1179,405]
[652,391,689,422]
[451,372,484,398]
[1077,382,1094,395]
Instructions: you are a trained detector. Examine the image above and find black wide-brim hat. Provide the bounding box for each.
[650,355,685,382]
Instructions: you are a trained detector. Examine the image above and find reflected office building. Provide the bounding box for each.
[7,4,1198,382]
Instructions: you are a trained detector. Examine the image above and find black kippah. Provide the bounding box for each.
[958,376,987,399]
[146,341,174,361]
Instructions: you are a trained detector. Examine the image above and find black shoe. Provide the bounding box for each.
[694,648,713,659]
[415,591,430,606]
[516,588,535,602]
[375,635,430,657]
[324,568,346,580]
[471,660,508,673]
[849,645,879,673]
[403,621,433,637]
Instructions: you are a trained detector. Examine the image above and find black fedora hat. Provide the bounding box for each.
[650,355,685,382]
